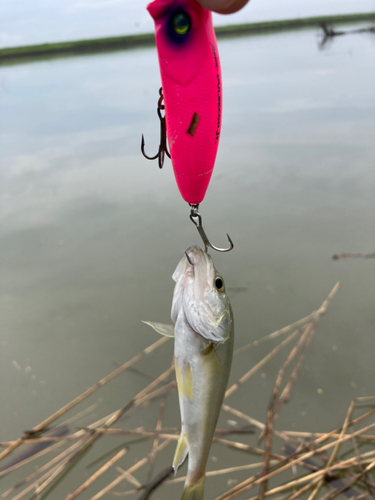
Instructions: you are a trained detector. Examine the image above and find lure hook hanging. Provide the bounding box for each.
[141,87,171,169]
[189,205,234,253]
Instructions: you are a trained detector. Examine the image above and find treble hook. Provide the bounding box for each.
[141,87,171,169]
[189,205,234,253]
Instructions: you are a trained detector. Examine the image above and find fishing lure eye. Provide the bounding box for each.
[215,276,225,292]
[168,10,192,41]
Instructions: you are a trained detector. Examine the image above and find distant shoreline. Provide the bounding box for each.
[1,12,374,65]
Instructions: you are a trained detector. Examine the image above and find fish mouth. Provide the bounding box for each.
[185,246,211,268]
[185,251,194,266]
[184,247,215,291]
[172,246,230,343]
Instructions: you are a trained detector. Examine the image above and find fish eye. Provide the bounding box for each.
[170,10,191,37]
[215,276,225,292]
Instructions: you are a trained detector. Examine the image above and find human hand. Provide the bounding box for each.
[196,0,249,14]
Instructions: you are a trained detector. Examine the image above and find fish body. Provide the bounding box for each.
[147,0,222,205]
[145,246,234,499]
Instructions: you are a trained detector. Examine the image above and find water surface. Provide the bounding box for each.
[0,26,374,498]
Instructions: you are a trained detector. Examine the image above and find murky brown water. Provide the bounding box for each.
[0,25,374,498]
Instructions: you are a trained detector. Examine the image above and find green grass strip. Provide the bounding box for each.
[0,12,374,64]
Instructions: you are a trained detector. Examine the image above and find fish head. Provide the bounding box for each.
[171,246,232,343]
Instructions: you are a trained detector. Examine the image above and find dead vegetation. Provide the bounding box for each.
[1,281,374,500]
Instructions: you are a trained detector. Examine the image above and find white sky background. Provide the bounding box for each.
[1,0,375,48]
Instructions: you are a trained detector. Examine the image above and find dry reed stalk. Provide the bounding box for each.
[273,327,315,418]
[284,476,323,500]
[234,283,340,356]
[8,462,68,500]
[260,327,311,440]
[8,436,94,500]
[222,405,267,432]
[61,376,176,497]
[0,337,169,464]
[276,432,375,440]
[75,426,253,442]
[65,449,127,500]
[246,453,375,500]
[291,406,375,453]
[247,475,322,500]
[242,455,375,500]
[147,395,168,479]
[76,372,176,438]
[106,489,139,497]
[0,434,79,479]
[60,403,99,427]
[213,422,375,500]
[195,403,375,450]
[115,467,143,488]
[222,402,298,445]
[233,316,311,355]
[274,283,341,422]
[27,435,94,500]
[76,428,179,439]
[258,326,312,500]
[319,459,375,500]
[90,438,174,500]
[332,253,375,260]
[167,461,280,484]
[0,434,83,448]
[146,358,174,483]
[350,428,375,498]
[9,366,174,500]
[1,437,87,499]
[212,438,285,460]
[307,397,375,500]
[343,495,372,500]
[137,465,174,500]
[258,456,374,500]
[225,329,300,399]
[212,437,327,473]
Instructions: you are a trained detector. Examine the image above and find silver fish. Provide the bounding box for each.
[144,246,234,500]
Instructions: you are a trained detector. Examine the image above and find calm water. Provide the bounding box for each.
[0,26,374,498]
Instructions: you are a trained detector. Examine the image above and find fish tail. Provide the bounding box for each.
[181,475,205,500]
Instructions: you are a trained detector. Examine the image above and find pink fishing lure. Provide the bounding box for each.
[147,0,222,205]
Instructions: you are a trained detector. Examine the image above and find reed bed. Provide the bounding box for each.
[1,281,374,500]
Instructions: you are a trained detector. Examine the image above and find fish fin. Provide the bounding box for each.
[200,344,222,377]
[172,433,189,472]
[142,321,175,337]
[181,476,205,500]
[175,362,194,400]
[200,341,213,354]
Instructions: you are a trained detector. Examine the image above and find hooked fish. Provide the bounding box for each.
[144,246,234,500]
[147,0,223,205]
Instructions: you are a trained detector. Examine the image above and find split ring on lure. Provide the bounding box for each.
[146,0,223,206]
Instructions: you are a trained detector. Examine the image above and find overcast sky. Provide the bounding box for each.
[1,0,374,48]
